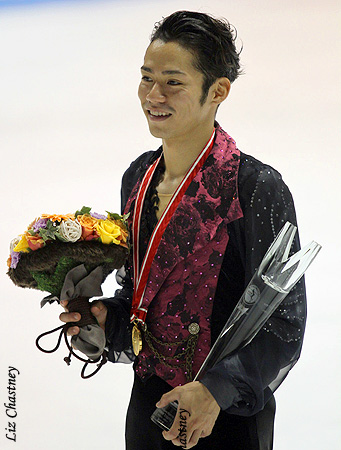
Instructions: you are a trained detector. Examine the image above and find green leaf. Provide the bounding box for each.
[75,206,92,218]
[54,230,68,242]
[106,212,129,225]
[106,211,122,220]
[38,220,59,242]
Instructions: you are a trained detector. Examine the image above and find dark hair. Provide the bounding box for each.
[150,11,242,104]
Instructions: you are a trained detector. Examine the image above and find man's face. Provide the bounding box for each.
[138,40,215,143]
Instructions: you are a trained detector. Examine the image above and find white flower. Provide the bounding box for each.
[10,236,21,252]
[58,219,82,243]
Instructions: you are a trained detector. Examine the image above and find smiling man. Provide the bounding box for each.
[60,11,306,450]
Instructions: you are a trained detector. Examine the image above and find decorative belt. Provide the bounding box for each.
[143,322,200,382]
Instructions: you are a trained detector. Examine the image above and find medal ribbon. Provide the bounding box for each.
[131,129,216,325]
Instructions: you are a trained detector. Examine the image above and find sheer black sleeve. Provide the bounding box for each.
[200,154,307,416]
[101,265,135,363]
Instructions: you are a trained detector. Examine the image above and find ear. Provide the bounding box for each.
[211,77,231,105]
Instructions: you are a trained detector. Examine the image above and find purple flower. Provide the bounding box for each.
[10,251,21,269]
[33,218,48,232]
[91,212,107,220]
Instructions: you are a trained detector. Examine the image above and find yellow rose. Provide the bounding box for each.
[13,234,30,253]
[96,219,123,245]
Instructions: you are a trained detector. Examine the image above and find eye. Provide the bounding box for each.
[141,75,153,82]
[167,80,182,86]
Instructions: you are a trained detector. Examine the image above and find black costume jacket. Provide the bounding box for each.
[103,125,307,418]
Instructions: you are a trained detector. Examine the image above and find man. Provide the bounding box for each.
[60,11,306,450]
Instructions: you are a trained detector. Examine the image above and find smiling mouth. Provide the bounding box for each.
[147,110,172,120]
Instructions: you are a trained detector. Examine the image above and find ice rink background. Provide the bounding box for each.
[0,0,340,448]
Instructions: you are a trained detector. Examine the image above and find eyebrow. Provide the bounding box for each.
[140,66,187,76]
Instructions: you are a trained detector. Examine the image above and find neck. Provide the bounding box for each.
[162,124,215,181]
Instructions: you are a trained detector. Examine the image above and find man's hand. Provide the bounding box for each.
[156,381,220,448]
[59,300,108,335]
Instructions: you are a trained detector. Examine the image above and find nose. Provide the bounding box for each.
[146,82,166,104]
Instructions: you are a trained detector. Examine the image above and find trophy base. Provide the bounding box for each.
[150,401,178,431]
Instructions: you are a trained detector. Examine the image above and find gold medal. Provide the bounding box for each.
[132,322,143,356]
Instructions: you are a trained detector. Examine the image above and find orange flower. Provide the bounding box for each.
[77,214,97,230]
[41,213,75,222]
[77,214,100,240]
[26,234,45,251]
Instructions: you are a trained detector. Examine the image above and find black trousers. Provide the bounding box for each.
[125,373,275,450]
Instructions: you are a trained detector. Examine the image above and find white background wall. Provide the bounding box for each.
[0,0,340,448]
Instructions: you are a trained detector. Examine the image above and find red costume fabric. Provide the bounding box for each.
[124,126,243,386]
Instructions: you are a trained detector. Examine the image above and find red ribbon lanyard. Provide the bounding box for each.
[131,129,216,324]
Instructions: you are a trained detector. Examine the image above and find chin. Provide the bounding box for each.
[147,123,167,139]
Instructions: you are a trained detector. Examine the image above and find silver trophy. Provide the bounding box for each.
[151,222,321,431]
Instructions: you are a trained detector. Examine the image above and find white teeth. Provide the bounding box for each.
[149,111,171,117]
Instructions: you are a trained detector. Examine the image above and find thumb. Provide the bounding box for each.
[156,387,180,408]
[91,300,106,317]
[90,301,107,331]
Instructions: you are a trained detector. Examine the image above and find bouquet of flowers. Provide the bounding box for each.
[7,206,129,378]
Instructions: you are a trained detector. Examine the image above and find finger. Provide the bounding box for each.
[168,434,187,448]
[200,428,212,438]
[59,309,81,336]
[186,429,202,448]
[174,407,192,447]
[60,300,69,311]
[171,440,182,447]
[156,387,180,409]
[162,413,181,442]
[162,428,179,442]
[59,311,81,324]
[90,301,107,330]
[162,431,182,444]
[67,326,80,336]
[162,404,185,442]
[90,300,106,317]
